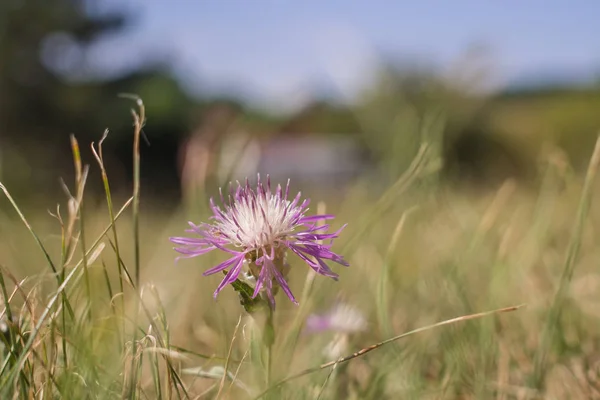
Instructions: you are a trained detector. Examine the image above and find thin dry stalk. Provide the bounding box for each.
[216,315,242,400]
[253,304,524,399]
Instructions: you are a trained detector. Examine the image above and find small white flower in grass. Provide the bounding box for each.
[305,302,367,360]
[324,333,350,360]
[305,302,367,334]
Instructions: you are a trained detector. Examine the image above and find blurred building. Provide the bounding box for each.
[179,130,369,196]
[238,134,367,187]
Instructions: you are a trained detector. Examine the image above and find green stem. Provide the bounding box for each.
[264,306,275,387]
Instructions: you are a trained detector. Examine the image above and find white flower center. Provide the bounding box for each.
[216,191,303,248]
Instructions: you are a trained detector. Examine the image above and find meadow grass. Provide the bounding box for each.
[1,102,600,399]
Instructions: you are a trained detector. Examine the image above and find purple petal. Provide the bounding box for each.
[252,257,270,298]
[202,239,242,255]
[293,231,345,242]
[290,243,349,267]
[298,198,310,211]
[287,245,340,279]
[284,179,291,200]
[173,246,216,256]
[269,258,298,305]
[298,224,331,233]
[298,215,335,223]
[313,257,340,280]
[170,236,212,246]
[213,255,246,297]
[297,223,347,239]
[289,191,302,209]
[204,254,245,276]
[264,279,275,309]
[186,221,214,233]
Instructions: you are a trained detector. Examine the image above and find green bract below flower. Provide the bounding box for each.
[170,175,349,308]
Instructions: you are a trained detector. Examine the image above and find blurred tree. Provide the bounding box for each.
[488,86,600,172]
[355,62,457,181]
[0,0,128,199]
[354,56,530,187]
[0,0,197,203]
[276,101,362,135]
[0,0,127,132]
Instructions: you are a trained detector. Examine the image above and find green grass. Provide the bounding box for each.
[2,103,600,399]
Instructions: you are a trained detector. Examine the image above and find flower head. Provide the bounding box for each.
[170,174,348,308]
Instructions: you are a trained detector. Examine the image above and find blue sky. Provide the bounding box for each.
[92,0,600,112]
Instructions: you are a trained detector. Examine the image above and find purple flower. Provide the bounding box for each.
[170,174,349,308]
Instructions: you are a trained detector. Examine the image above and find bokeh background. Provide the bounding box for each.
[3,0,600,205]
[3,1,600,398]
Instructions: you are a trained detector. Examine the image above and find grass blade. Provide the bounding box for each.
[531,133,600,387]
